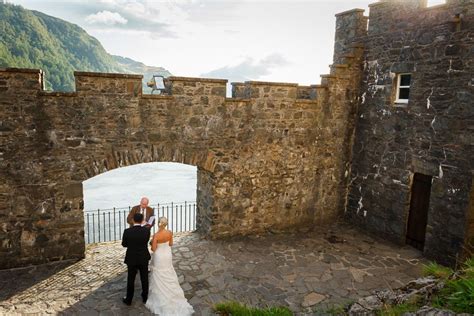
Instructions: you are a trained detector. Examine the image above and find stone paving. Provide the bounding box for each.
[0,223,426,315]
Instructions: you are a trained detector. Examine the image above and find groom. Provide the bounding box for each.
[122,213,151,306]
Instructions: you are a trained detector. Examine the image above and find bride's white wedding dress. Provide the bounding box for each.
[146,241,194,315]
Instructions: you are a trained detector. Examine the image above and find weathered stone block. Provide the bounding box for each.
[64,183,83,199]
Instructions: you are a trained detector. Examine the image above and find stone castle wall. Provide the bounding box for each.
[344,0,474,266]
[0,43,361,268]
[1,0,473,269]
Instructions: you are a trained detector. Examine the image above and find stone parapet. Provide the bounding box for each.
[167,77,226,96]
[0,67,43,74]
[73,71,143,79]
[0,68,44,92]
[231,81,321,100]
[0,67,348,268]
[74,71,142,96]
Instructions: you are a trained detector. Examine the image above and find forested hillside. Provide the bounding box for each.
[0,3,170,91]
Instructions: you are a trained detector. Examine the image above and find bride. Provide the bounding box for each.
[146,217,194,315]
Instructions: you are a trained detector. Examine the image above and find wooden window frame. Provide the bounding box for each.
[395,73,411,104]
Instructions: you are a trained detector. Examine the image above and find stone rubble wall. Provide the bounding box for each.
[0,48,359,268]
[344,0,474,266]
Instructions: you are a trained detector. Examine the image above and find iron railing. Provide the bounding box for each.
[84,201,197,244]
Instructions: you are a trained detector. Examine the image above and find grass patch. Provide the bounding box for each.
[422,262,453,279]
[375,294,422,316]
[376,302,420,316]
[432,277,474,314]
[410,257,474,314]
[322,304,348,315]
[429,257,474,314]
[375,257,474,315]
[463,257,474,278]
[214,301,293,316]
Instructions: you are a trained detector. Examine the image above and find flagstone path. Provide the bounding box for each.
[0,223,425,315]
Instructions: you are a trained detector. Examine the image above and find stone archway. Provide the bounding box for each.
[1,68,356,269]
[76,147,218,237]
[2,145,219,269]
[61,146,219,265]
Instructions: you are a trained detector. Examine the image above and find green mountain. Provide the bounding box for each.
[0,2,171,92]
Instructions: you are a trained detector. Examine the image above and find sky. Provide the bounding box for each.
[9,0,445,87]
[8,0,373,86]
[83,162,196,210]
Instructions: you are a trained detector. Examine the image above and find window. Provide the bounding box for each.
[395,73,411,104]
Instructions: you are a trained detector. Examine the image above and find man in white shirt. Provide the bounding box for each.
[127,197,155,229]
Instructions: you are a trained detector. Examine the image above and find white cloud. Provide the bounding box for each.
[122,2,148,17]
[85,11,128,26]
[201,54,290,82]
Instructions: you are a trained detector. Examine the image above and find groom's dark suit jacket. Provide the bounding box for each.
[122,225,151,265]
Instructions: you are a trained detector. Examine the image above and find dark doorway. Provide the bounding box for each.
[406,173,432,250]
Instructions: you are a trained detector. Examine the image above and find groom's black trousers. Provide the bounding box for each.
[126,263,149,301]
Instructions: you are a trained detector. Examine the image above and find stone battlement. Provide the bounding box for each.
[0,67,327,102]
[0,41,362,268]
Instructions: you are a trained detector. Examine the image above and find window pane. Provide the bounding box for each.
[400,74,411,86]
[399,88,410,100]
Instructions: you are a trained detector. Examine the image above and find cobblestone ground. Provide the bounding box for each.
[0,223,426,315]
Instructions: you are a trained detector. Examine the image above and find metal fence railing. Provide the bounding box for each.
[84,201,197,244]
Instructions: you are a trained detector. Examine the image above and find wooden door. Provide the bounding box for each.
[406,173,432,250]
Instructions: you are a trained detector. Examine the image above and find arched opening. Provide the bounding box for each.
[427,0,446,7]
[68,146,219,251]
[82,162,199,244]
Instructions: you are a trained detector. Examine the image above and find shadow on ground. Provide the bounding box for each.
[0,259,78,301]
[59,271,152,315]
